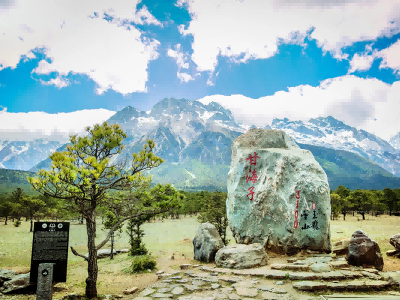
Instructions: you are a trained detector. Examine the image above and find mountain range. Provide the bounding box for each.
[1,97,400,194]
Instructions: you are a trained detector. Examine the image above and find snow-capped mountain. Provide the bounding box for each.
[3,97,399,184]
[390,132,400,151]
[0,139,62,171]
[269,116,400,176]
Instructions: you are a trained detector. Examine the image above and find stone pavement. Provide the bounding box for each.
[127,254,400,300]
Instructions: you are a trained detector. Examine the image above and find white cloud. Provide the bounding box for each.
[177,72,194,83]
[348,39,400,76]
[167,44,190,69]
[177,0,400,74]
[348,44,378,74]
[197,75,400,143]
[206,79,214,86]
[0,108,116,142]
[40,76,70,88]
[167,43,195,83]
[0,0,162,95]
[130,5,163,27]
[377,39,400,76]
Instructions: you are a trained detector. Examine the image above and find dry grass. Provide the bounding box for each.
[0,213,400,299]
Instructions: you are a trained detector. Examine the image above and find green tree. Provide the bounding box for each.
[346,189,373,220]
[27,121,183,299]
[335,185,350,200]
[19,196,47,232]
[330,193,341,220]
[123,189,152,256]
[0,201,13,225]
[101,209,123,260]
[10,187,26,221]
[334,185,352,218]
[382,188,399,216]
[197,190,230,246]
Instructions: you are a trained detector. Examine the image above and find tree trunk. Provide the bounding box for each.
[390,210,392,216]
[110,233,114,260]
[5,216,7,225]
[362,212,365,220]
[352,211,354,216]
[26,216,28,221]
[30,219,33,232]
[343,212,346,221]
[85,215,98,299]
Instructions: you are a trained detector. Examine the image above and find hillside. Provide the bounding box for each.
[3,141,397,195]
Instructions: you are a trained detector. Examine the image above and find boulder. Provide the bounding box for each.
[332,238,351,255]
[390,234,400,251]
[215,243,269,269]
[84,249,123,259]
[1,273,33,294]
[226,128,331,256]
[0,269,18,281]
[346,230,384,271]
[193,222,224,262]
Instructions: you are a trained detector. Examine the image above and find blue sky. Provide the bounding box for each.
[0,0,400,142]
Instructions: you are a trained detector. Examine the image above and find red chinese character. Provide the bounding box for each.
[247,186,255,201]
[246,152,260,166]
[312,203,316,210]
[246,168,258,184]
[294,219,298,229]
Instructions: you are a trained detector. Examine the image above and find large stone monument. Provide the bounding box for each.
[226,128,331,256]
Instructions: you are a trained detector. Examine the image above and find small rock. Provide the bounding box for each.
[275,281,284,285]
[329,261,349,269]
[386,250,399,256]
[211,284,221,289]
[156,270,165,275]
[151,293,173,298]
[270,264,286,270]
[123,287,138,295]
[180,264,191,270]
[193,265,200,267]
[310,263,331,273]
[171,287,184,295]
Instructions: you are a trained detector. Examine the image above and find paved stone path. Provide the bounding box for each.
[129,254,400,300]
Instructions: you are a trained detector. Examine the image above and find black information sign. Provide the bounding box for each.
[29,222,70,283]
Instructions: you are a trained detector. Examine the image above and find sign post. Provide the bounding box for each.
[30,222,70,300]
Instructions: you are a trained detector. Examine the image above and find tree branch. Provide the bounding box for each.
[70,246,88,261]
[95,206,168,251]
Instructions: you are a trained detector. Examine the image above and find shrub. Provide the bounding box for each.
[130,254,157,274]
[129,243,148,256]
[14,219,21,227]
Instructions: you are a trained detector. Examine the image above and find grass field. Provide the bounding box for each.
[0,213,399,271]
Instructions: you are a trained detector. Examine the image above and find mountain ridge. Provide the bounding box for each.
[0,97,399,194]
